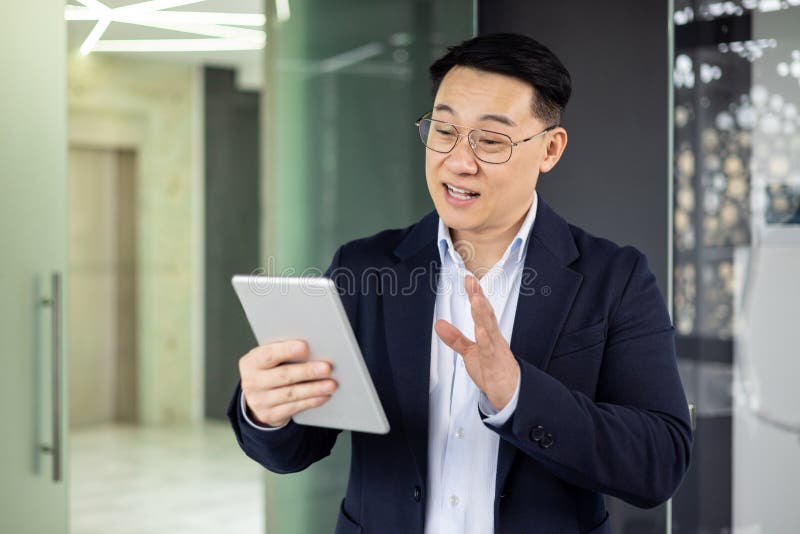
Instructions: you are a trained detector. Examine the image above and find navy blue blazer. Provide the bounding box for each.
[228,198,692,534]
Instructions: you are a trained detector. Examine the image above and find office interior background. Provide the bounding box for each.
[1,0,799,533]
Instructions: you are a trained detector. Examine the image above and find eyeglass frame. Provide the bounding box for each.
[414,111,559,164]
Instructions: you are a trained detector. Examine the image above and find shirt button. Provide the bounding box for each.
[449,495,460,506]
[413,486,422,502]
[455,427,465,439]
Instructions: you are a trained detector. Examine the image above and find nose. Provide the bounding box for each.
[444,133,479,175]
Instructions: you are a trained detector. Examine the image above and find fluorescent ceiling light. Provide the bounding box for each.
[78,0,112,13]
[66,0,266,55]
[114,0,204,15]
[275,0,291,23]
[126,11,264,26]
[93,38,264,52]
[66,7,265,26]
[80,17,111,55]
[120,19,264,40]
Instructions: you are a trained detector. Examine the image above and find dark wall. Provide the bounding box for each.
[480,2,671,533]
[480,0,671,298]
[204,67,261,420]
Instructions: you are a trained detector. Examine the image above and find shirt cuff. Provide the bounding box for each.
[241,391,287,431]
[478,372,521,427]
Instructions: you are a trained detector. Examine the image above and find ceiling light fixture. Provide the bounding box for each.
[92,38,264,52]
[275,0,291,23]
[79,16,111,55]
[66,0,267,55]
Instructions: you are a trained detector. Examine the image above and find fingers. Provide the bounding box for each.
[465,275,499,339]
[239,339,337,427]
[435,276,504,359]
[263,379,338,407]
[464,275,497,331]
[241,369,337,428]
[240,359,334,407]
[253,339,309,369]
[259,395,333,426]
[434,319,475,355]
[260,360,333,390]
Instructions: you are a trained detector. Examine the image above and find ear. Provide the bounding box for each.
[538,127,568,174]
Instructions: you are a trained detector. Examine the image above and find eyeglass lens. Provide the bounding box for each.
[418,119,512,163]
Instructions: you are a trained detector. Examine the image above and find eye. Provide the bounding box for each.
[435,127,456,137]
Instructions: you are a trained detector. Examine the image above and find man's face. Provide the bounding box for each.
[425,66,562,238]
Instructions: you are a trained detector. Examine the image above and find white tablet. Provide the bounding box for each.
[231,275,390,434]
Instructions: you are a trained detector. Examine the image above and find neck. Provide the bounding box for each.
[450,212,527,277]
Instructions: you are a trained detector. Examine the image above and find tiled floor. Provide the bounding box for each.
[70,421,264,534]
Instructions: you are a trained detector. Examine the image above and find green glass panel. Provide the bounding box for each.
[0,1,68,533]
[260,1,474,532]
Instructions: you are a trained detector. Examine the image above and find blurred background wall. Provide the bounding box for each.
[203,66,261,421]
[68,54,201,426]
[480,0,672,296]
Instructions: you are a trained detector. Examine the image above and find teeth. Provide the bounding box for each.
[448,184,476,194]
[446,184,479,199]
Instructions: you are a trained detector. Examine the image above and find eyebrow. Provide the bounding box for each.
[480,113,517,127]
[433,103,517,127]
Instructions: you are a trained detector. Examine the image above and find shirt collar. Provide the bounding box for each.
[437,191,538,268]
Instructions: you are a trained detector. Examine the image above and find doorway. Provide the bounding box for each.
[68,146,137,427]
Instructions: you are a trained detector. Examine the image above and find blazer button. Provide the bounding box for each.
[530,425,545,442]
[413,486,422,502]
[540,432,555,449]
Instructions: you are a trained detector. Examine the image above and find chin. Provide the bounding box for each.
[436,204,482,232]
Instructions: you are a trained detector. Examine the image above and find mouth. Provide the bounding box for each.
[443,182,480,202]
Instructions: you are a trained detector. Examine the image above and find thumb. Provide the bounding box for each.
[434,319,475,356]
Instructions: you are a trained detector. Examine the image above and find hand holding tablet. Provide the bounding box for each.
[238,338,338,428]
[232,275,390,434]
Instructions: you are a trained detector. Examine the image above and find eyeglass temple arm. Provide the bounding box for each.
[513,125,560,146]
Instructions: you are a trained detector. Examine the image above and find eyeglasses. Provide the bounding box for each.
[415,112,558,164]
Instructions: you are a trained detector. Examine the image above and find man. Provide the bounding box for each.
[229,33,692,533]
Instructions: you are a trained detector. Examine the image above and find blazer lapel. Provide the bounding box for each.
[383,211,440,484]
[495,198,585,497]
[380,201,584,496]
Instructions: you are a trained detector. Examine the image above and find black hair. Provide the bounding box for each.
[429,33,571,126]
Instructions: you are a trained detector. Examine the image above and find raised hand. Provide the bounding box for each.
[434,275,520,411]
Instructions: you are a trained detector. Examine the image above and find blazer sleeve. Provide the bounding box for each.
[226,246,350,474]
[487,251,693,509]
[227,383,341,474]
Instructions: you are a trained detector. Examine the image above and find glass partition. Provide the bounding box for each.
[671,2,800,532]
[260,2,474,532]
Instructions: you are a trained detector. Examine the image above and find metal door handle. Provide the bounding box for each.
[39,272,62,482]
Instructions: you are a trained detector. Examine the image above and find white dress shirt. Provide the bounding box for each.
[241,194,538,534]
[424,193,535,534]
